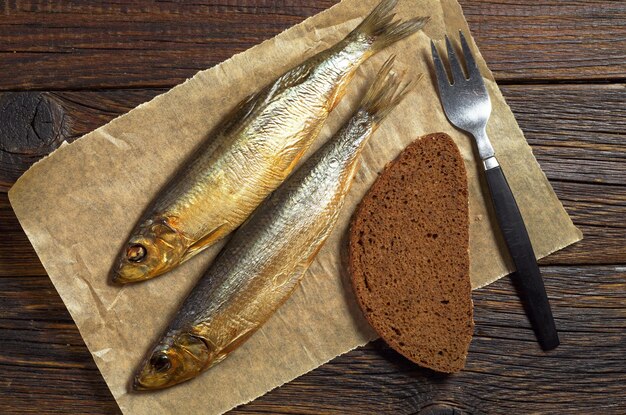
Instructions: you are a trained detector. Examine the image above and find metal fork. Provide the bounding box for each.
[431,32,559,351]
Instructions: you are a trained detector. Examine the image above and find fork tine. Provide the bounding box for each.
[459,31,481,81]
[430,40,452,92]
[445,35,466,84]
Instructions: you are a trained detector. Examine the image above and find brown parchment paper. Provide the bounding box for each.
[8,0,582,414]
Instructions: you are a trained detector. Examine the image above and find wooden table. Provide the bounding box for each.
[1,1,624,413]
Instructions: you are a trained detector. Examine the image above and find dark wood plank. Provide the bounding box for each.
[1,84,624,273]
[499,84,626,265]
[462,1,626,82]
[0,1,337,91]
[543,181,626,266]
[0,0,624,91]
[3,82,623,189]
[0,1,624,414]
[0,277,118,413]
[230,265,626,414]
[501,84,626,186]
[0,193,47,276]
[0,83,623,414]
[0,93,70,189]
[0,276,71,322]
[0,366,119,415]
[1,266,624,414]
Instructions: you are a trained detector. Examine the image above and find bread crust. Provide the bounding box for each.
[349,132,473,373]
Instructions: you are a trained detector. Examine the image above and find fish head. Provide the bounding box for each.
[111,217,188,284]
[132,332,213,391]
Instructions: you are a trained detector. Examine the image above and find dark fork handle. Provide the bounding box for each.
[485,162,559,351]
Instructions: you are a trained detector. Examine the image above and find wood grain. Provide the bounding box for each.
[0,0,624,91]
[1,266,624,414]
[500,84,626,265]
[0,0,625,414]
[0,1,337,91]
[0,92,71,190]
[238,266,626,414]
[1,85,623,275]
[461,1,626,82]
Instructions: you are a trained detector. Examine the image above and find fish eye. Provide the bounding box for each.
[127,244,147,263]
[150,354,171,372]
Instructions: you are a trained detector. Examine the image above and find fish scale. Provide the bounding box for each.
[132,52,418,389]
[111,0,428,284]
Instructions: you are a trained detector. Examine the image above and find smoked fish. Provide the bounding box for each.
[133,57,416,390]
[111,0,427,284]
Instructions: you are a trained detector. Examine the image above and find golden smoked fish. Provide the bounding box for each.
[132,58,416,390]
[111,0,427,284]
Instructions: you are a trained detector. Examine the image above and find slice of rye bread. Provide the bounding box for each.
[349,132,473,373]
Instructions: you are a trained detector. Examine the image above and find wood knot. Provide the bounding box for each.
[0,92,69,191]
[419,404,467,415]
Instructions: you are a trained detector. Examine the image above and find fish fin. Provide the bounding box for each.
[350,0,429,55]
[215,327,259,361]
[222,64,314,134]
[182,222,230,260]
[221,62,311,132]
[275,62,316,91]
[220,91,262,136]
[359,55,419,126]
[327,69,359,112]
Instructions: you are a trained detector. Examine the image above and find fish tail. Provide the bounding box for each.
[351,0,429,55]
[360,56,420,125]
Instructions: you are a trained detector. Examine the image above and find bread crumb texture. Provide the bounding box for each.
[349,133,474,373]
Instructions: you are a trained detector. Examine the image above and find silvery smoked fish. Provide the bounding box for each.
[133,58,415,390]
[111,0,427,284]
